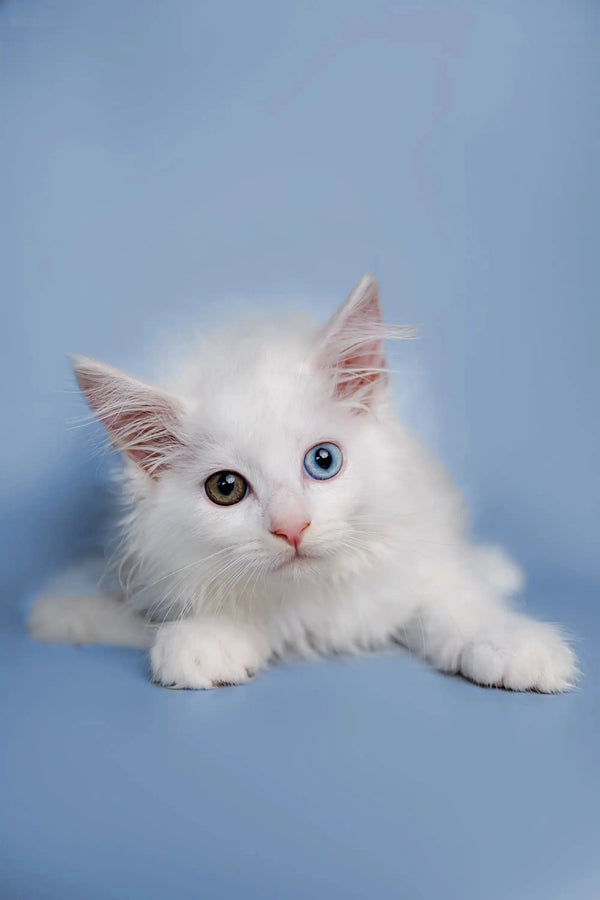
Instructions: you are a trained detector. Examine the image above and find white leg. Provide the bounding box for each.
[399,563,578,692]
[149,617,270,689]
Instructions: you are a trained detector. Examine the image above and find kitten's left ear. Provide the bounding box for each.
[316,273,386,409]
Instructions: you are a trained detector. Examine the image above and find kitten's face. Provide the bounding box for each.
[74,274,403,590]
[165,361,397,582]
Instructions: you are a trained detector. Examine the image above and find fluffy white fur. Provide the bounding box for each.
[29,275,578,692]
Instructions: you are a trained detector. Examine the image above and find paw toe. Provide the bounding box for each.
[149,621,263,690]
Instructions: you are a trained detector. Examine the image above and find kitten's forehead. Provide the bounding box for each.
[175,319,343,465]
[174,317,316,394]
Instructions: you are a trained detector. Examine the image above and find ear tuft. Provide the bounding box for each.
[72,355,184,477]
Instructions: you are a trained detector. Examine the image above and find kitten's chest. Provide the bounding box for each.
[262,568,414,657]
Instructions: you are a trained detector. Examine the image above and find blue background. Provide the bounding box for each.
[1,1,599,898]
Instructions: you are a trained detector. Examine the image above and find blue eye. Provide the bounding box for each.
[303,442,343,480]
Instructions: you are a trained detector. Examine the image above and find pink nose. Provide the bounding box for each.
[271,520,310,549]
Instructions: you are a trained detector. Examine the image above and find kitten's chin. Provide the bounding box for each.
[271,550,323,580]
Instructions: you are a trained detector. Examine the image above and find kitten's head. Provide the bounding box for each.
[74,275,410,596]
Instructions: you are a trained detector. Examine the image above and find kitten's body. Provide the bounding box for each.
[29,276,577,692]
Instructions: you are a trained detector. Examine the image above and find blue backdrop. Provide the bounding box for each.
[1,2,598,898]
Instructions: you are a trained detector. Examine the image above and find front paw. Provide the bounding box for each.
[150,619,266,690]
[459,617,578,693]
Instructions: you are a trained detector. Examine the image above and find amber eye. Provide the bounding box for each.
[205,471,248,506]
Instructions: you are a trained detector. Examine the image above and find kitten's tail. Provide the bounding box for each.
[28,593,154,648]
[27,559,155,649]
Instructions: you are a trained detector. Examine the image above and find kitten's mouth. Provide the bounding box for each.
[274,549,317,571]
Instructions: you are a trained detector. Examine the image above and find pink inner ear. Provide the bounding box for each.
[335,299,384,400]
[104,398,183,476]
[73,357,184,478]
[318,274,387,404]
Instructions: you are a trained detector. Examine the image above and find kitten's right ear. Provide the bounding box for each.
[315,274,386,409]
[72,356,185,478]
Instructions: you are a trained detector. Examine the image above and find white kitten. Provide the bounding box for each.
[29,275,578,692]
